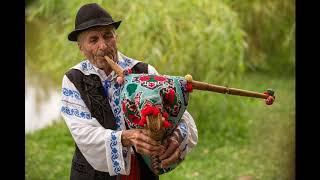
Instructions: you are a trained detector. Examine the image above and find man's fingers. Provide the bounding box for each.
[150,155,161,175]
[139,129,149,136]
[159,138,179,160]
[160,147,180,168]
[137,131,160,146]
[152,162,160,170]
[162,138,168,148]
[134,145,153,155]
[135,141,163,155]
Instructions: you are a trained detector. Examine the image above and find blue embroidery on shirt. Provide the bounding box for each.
[114,98,119,106]
[114,106,120,114]
[124,58,132,65]
[118,60,127,68]
[80,61,94,72]
[81,62,88,71]
[114,82,120,89]
[179,122,188,139]
[61,106,91,119]
[114,116,121,130]
[62,88,82,100]
[110,131,121,174]
[109,57,136,130]
[103,80,111,97]
[113,85,122,130]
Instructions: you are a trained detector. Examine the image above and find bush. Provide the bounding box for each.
[26,0,246,85]
[225,0,295,74]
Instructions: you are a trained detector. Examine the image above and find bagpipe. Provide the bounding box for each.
[104,56,275,174]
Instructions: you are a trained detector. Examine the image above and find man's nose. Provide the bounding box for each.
[98,39,108,50]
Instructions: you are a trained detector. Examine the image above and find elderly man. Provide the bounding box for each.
[61,3,198,180]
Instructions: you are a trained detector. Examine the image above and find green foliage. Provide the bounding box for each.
[25,120,74,179]
[25,73,295,179]
[112,0,246,84]
[225,0,295,74]
[26,0,295,86]
[26,0,247,86]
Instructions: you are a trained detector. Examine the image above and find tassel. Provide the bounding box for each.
[163,120,172,128]
[138,117,147,127]
[186,82,193,92]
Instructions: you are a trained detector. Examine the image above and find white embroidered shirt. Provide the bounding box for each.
[61,51,198,175]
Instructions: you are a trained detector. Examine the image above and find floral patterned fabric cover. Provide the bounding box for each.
[120,73,190,173]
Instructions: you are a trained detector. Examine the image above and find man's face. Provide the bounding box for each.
[78,25,118,69]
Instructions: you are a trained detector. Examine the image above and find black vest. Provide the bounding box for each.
[66,62,158,180]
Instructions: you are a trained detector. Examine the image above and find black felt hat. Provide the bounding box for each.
[68,3,121,41]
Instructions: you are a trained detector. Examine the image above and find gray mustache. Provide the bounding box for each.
[96,51,113,57]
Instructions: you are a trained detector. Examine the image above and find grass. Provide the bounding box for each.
[25,121,74,180]
[25,72,295,180]
[161,72,295,180]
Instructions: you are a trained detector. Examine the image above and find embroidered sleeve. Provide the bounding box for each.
[61,75,131,175]
[105,131,131,175]
[177,110,198,159]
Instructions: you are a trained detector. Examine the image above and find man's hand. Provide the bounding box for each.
[159,129,183,168]
[150,154,161,175]
[121,129,165,156]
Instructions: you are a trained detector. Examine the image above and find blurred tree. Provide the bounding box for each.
[25,0,295,86]
[225,0,295,75]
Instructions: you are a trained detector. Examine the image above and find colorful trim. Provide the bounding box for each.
[62,88,82,100]
[109,82,123,130]
[179,122,188,139]
[61,106,91,119]
[110,131,121,174]
[103,80,111,97]
[80,61,94,72]
[71,60,99,76]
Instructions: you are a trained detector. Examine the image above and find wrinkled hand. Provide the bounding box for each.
[159,130,182,168]
[150,154,161,175]
[149,135,181,175]
[121,129,165,156]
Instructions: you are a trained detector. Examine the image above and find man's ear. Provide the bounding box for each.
[77,42,85,56]
[77,42,82,50]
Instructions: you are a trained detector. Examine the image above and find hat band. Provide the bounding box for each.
[76,17,114,30]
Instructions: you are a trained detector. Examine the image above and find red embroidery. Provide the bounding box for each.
[154,75,167,82]
[139,75,150,81]
[122,102,127,113]
[165,88,175,105]
[129,114,140,124]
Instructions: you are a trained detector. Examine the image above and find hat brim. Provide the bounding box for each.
[68,20,121,41]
